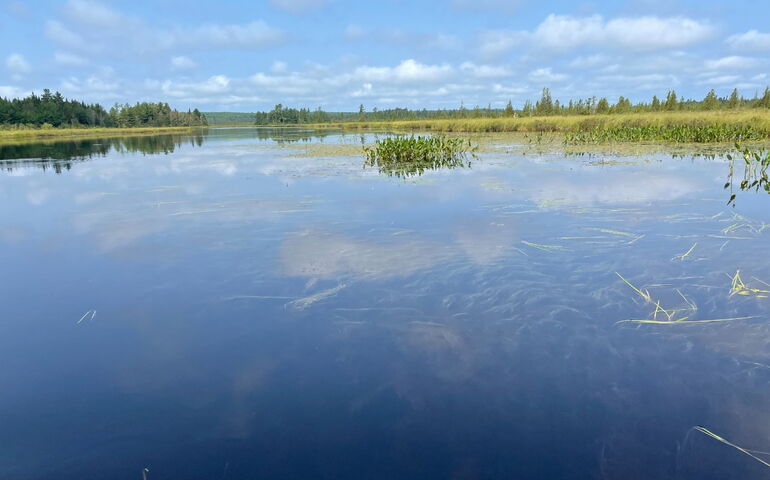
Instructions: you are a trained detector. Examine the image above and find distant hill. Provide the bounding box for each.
[203,112,256,125]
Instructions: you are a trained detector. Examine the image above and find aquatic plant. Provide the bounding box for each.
[724,144,770,206]
[615,272,756,325]
[363,135,475,178]
[564,124,764,144]
[693,427,770,468]
[728,270,770,298]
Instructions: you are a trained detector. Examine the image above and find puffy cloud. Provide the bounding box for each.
[477,30,528,58]
[55,51,89,67]
[726,30,770,51]
[46,1,286,57]
[5,54,31,76]
[171,56,198,70]
[528,68,567,83]
[534,14,714,51]
[480,14,713,57]
[353,59,453,83]
[460,62,511,78]
[160,75,231,98]
[0,85,28,98]
[344,24,366,40]
[704,56,758,70]
[171,22,286,49]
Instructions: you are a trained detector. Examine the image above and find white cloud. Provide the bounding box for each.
[477,30,528,58]
[45,20,93,52]
[61,75,121,95]
[175,22,286,49]
[344,24,366,40]
[160,75,231,98]
[5,54,31,75]
[460,62,511,78]
[354,59,453,83]
[528,68,567,83]
[704,56,758,70]
[270,61,289,74]
[171,56,198,70]
[0,85,28,98]
[569,54,611,69]
[726,30,770,51]
[55,51,89,67]
[480,14,713,57]
[64,0,128,27]
[46,2,286,56]
[269,0,329,14]
[535,14,714,51]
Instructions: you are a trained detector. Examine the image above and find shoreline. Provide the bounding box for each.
[0,126,207,145]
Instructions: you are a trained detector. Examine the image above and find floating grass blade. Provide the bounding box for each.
[76,309,95,325]
[729,270,770,298]
[615,272,652,303]
[617,316,755,325]
[521,240,564,252]
[693,427,770,468]
[672,243,697,261]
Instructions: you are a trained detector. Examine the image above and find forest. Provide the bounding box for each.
[253,87,770,125]
[0,90,208,128]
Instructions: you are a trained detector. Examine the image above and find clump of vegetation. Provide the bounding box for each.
[564,124,764,144]
[363,135,475,178]
[725,144,770,205]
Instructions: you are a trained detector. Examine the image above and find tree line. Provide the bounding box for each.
[0,89,207,128]
[254,86,770,125]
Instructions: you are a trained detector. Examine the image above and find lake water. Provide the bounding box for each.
[1,128,768,479]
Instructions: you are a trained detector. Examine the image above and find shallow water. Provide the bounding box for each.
[1,128,768,479]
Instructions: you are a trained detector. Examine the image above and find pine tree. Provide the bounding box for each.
[504,100,514,116]
[702,89,719,110]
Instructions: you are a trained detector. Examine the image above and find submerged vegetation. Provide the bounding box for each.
[363,135,475,178]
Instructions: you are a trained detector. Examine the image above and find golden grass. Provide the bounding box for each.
[0,126,204,144]
[307,110,770,136]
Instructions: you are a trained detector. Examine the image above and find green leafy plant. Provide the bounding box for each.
[363,135,476,178]
[725,144,770,206]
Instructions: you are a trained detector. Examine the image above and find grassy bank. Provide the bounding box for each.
[306,110,770,143]
[0,126,205,144]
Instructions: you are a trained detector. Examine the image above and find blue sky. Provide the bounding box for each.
[1,0,769,111]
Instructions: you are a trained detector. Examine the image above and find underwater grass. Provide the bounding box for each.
[363,135,475,178]
[693,427,770,468]
[614,272,759,325]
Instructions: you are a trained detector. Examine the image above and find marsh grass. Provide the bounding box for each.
[317,111,770,144]
[363,135,475,178]
[0,126,203,145]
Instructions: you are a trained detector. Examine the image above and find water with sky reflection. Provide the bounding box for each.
[1,128,768,479]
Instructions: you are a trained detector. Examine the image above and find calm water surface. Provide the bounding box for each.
[1,128,769,479]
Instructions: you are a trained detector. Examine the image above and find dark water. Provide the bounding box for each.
[1,128,768,479]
